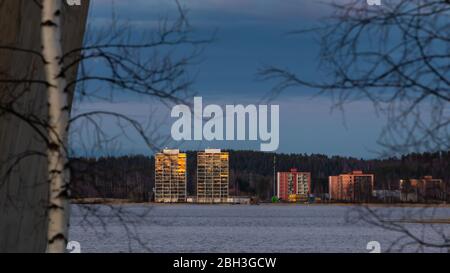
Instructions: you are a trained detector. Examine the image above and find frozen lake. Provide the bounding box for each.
[69,204,450,253]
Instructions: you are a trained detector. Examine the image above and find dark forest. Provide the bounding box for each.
[71,150,450,202]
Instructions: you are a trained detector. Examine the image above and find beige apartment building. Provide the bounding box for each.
[197,149,229,203]
[154,149,187,202]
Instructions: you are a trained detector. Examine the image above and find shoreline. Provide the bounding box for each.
[71,198,450,208]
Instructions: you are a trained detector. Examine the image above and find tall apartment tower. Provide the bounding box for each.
[197,149,229,203]
[155,149,187,203]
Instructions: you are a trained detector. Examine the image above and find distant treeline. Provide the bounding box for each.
[71,150,450,202]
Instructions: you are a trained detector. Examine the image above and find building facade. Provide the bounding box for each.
[154,149,187,202]
[328,175,340,201]
[197,149,229,203]
[329,171,374,202]
[277,169,311,201]
[400,176,446,202]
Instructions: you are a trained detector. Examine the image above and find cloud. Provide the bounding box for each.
[70,94,384,157]
[88,0,333,29]
[182,0,331,18]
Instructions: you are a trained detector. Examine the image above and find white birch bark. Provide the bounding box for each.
[41,0,70,253]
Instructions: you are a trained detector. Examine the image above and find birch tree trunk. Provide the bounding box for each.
[41,0,70,253]
[0,1,89,253]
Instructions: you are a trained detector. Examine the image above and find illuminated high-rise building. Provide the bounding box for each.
[197,149,229,203]
[155,149,187,202]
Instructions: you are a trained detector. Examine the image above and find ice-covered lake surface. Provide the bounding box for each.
[69,204,450,253]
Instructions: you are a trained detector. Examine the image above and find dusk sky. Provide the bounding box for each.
[72,0,385,158]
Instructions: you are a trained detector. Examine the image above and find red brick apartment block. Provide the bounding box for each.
[277,168,311,200]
